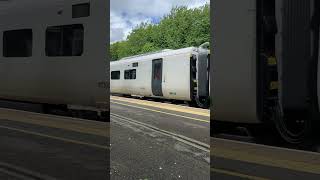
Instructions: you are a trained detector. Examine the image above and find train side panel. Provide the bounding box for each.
[110,60,153,97]
[135,60,153,96]
[0,0,108,110]
[124,60,152,96]
[212,0,260,123]
[110,63,124,94]
[162,53,191,101]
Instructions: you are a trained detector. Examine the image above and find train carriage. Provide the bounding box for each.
[0,0,109,120]
[110,44,210,108]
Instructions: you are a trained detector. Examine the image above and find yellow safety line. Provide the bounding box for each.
[4,117,108,137]
[211,168,270,180]
[111,100,209,123]
[0,109,108,137]
[0,125,108,150]
[213,148,320,175]
[110,96,210,117]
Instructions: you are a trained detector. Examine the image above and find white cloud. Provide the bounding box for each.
[110,0,209,43]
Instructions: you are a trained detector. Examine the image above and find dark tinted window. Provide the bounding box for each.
[111,71,120,80]
[72,3,90,18]
[46,24,84,56]
[153,62,162,80]
[3,29,32,57]
[132,62,138,67]
[124,69,136,79]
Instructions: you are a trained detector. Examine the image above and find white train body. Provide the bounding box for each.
[111,46,210,107]
[0,0,108,115]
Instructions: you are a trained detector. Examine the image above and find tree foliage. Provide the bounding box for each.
[110,4,210,61]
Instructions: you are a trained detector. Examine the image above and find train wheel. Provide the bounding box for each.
[98,111,110,122]
[247,124,282,146]
[211,120,230,135]
[186,100,198,107]
[271,103,314,147]
[196,97,210,109]
[140,96,147,100]
[211,121,249,137]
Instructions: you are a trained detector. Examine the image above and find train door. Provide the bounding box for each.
[152,58,163,96]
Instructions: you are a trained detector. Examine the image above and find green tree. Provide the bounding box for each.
[110,4,210,60]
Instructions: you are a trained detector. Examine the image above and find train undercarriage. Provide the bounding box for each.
[0,99,109,122]
[257,0,320,146]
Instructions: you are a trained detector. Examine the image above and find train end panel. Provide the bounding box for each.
[197,47,210,99]
[212,0,261,124]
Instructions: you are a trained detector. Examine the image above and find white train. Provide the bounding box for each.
[212,0,320,146]
[110,44,210,108]
[0,0,109,120]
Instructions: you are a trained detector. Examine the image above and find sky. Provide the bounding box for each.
[110,0,209,43]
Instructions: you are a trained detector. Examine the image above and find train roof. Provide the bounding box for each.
[111,47,200,65]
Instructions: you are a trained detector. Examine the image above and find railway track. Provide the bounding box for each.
[0,162,57,180]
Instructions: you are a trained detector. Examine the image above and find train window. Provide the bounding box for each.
[132,62,138,67]
[46,24,84,57]
[124,69,136,79]
[111,71,120,80]
[3,29,32,57]
[72,3,90,18]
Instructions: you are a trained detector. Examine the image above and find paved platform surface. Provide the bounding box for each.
[4,96,318,179]
[211,138,320,180]
[0,108,109,180]
[110,96,210,179]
